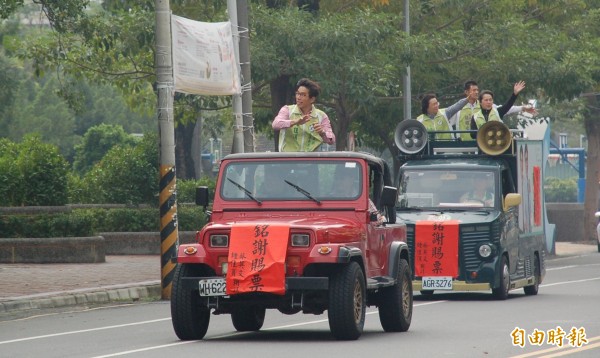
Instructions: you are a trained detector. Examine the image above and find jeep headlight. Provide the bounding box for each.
[291,234,310,247]
[210,234,229,247]
[478,244,492,258]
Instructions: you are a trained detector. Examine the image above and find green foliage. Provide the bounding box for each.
[177,177,217,203]
[0,138,23,205]
[544,177,578,203]
[0,211,94,238]
[77,132,158,205]
[178,205,208,231]
[0,135,69,206]
[0,205,207,237]
[73,124,136,174]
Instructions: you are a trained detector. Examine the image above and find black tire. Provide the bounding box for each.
[328,262,366,340]
[492,256,510,300]
[171,264,211,340]
[378,259,413,332]
[524,255,540,296]
[231,307,266,331]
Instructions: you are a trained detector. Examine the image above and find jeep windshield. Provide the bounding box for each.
[397,170,496,209]
[220,160,363,201]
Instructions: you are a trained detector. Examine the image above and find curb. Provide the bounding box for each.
[0,281,162,321]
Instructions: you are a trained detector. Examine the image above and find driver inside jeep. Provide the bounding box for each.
[336,173,385,224]
[460,174,494,206]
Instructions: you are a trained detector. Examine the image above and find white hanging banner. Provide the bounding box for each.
[171,15,240,95]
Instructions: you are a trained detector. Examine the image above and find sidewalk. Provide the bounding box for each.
[0,242,597,320]
[0,255,162,320]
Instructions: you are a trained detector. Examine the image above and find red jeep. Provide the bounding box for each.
[171,151,412,340]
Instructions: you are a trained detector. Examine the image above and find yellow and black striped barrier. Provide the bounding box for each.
[159,165,178,300]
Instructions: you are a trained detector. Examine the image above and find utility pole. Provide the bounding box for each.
[237,0,255,152]
[403,0,411,121]
[155,0,178,300]
[227,0,244,153]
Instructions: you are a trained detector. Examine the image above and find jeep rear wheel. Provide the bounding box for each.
[328,262,366,340]
[231,307,266,331]
[378,259,413,332]
[171,264,211,340]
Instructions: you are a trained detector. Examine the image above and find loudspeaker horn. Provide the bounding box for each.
[476,121,512,156]
[395,119,428,154]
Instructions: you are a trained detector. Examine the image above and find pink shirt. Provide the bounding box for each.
[272,105,335,145]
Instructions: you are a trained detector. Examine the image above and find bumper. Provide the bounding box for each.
[181,276,329,292]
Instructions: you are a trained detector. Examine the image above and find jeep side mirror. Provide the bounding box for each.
[380,186,398,207]
[195,186,210,208]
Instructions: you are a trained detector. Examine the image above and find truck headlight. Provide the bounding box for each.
[291,234,310,247]
[210,234,229,247]
[478,244,492,258]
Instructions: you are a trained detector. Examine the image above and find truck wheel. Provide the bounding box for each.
[231,307,266,331]
[523,255,540,296]
[171,264,210,340]
[378,259,413,332]
[328,262,366,340]
[492,256,510,300]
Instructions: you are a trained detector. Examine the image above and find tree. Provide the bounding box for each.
[73,124,136,174]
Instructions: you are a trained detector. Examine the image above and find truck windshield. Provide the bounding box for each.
[398,170,496,208]
[221,160,363,201]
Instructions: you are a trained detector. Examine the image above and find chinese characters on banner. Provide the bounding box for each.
[171,15,240,96]
[414,220,459,277]
[226,224,289,295]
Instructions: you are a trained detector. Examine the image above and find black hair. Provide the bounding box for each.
[464,80,478,91]
[296,78,321,98]
[421,93,437,115]
[479,90,494,102]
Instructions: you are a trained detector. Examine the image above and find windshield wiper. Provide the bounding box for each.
[227,178,262,205]
[284,180,321,204]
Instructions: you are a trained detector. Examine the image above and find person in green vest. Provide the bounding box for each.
[470,80,528,133]
[272,78,335,152]
[460,173,495,207]
[416,94,467,140]
[452,80,537,140]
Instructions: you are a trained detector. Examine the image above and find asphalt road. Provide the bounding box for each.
[1,251,599,358]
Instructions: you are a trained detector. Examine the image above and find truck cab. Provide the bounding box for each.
[171,151,412,340]
[394,120,546,299]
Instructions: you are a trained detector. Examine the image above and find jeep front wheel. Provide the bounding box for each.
[328,261,366,340]
[171,264,211,340]
[492,256,510,300]
[378,259,413,332]
[231,307,266,331]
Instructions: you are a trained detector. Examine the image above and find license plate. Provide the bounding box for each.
[198,278,226,296]
[421,276,453,290]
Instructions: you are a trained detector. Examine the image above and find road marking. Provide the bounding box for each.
[510,335,600,357]
[541,276,600,288]
[547,263,600,271]
[0,318,171,345]
[0,301,445,356]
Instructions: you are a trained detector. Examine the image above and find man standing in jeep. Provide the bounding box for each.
[272,78,335,152]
